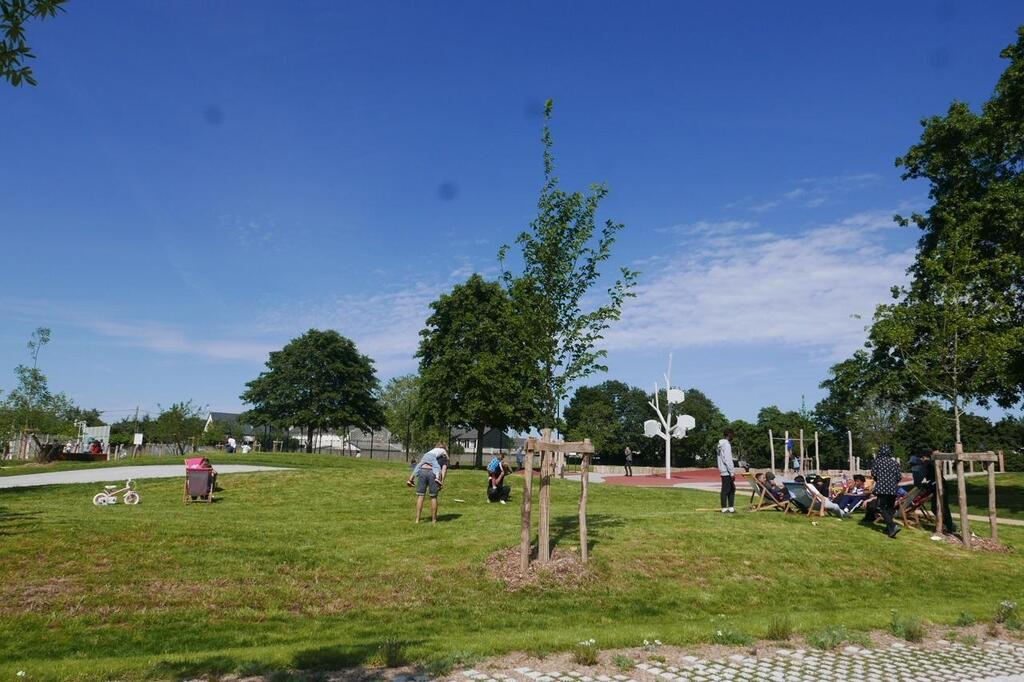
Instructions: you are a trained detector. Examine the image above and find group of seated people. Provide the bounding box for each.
[753,470,896,519]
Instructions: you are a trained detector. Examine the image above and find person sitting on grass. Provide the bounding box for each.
[486,462,510,504]
[406,441,449,523]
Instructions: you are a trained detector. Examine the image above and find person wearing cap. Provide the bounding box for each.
[406,441,449,523]
[870,444,903,538]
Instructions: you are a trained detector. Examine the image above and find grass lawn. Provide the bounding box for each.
[1,454,1022,681]
[954,472,1024,522]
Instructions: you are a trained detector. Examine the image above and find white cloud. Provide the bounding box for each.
[604,209,914,360]
[729,172,884,212]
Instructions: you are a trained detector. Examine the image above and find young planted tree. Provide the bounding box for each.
[499,100,638,428]
[241,329,385,453]
[417,275,543,468]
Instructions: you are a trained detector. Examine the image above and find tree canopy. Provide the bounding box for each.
[417,274,543,466]
[241,329,384,453]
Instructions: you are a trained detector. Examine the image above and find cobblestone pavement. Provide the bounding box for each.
[448,640,1024,682]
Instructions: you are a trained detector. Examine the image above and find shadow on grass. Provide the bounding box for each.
[0,506,40,536]
[435,513,462,522]
[550,513,625,551]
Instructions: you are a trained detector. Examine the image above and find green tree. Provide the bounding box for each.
[417,275,543,467]
[665,388,727,467]
[563,380,650,459]
[870,27,1024,444]
[152,401,205,456]
[499,100,638,427]
[381,374,423,461]
[1,0,66,86]
[241,329,385,453]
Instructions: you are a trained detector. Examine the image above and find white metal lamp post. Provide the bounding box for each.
[644,354,696,480]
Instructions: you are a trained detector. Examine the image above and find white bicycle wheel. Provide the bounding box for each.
[92,493,108,506]
[123,491,140,505]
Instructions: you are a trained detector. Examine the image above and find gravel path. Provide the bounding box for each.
[0,464,291,489]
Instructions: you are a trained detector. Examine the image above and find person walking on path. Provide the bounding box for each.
[717,428,736,513]
[870,444,903,538]
[623,446,634,477]
[406,441,449,523]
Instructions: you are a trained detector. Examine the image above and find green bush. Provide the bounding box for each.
[612,655,635,672]
[376,636,407,667]
[955,612,977,627]
[890,612,925,643]
[572,639,599,666]
[995,600,1018,624]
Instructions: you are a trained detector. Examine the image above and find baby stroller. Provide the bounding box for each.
[183,457,217,503]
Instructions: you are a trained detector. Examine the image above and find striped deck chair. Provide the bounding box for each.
[744,473,789,512]
[898,488,935,528]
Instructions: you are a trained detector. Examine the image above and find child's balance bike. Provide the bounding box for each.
[92,479,140,506]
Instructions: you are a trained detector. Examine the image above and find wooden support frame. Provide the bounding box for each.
[520,432,594,572]
[931,447,999,548]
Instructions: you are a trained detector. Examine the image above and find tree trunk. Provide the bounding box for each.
[475,421,485,469]
[953,399,962,447]
[306,425,314,453]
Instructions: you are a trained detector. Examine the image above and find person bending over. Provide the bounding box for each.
[406,441,449,523]
[486,465,511,504]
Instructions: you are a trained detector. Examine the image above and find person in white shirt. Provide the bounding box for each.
[716,428,736,513]
[226,436,236,453]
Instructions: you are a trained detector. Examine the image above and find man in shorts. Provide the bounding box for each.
[406,441,449,523]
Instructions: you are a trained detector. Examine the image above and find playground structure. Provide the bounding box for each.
[767,428,827,474]
[932,445,1000,548]
[520,429,594,572]
[644,354,696,480]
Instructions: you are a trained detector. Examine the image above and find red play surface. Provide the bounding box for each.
[600,468,724,487]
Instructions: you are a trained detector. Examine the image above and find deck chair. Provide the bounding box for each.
[744,473,789,512]
[783,482,814,515]
[899,489,935,528]
[183,457,216,503]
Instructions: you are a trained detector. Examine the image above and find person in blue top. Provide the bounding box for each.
[406,442,449,523]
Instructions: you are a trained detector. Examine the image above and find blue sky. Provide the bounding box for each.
[1,1,1021,424]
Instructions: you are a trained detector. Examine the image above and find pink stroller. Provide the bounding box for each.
[183,457,217,503]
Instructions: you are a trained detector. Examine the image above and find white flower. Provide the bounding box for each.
[654,640,662,646]
[643,639,650,646]
[17,673,26,678]
[716,630,723,637]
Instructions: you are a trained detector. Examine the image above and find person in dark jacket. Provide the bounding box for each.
[870,444,903,538]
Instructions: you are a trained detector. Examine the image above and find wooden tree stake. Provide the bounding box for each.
[520,441,535,574]
[955,442,971,548]
[538,429,552,564]
[987,460,998,543]
[932,454,945,536]
[578,442,591,563]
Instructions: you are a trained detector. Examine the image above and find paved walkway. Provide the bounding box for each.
[0,464,291,489]
[452,640,1024,682]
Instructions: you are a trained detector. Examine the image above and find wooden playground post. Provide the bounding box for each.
[799,429,804,471]
[578,439,592,563]
[520,437,536,573]
[998,450,1005,473]
[847,430,853,472]
[783,430,789,476]
[768,429,776,472]
[814,431,820,472]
